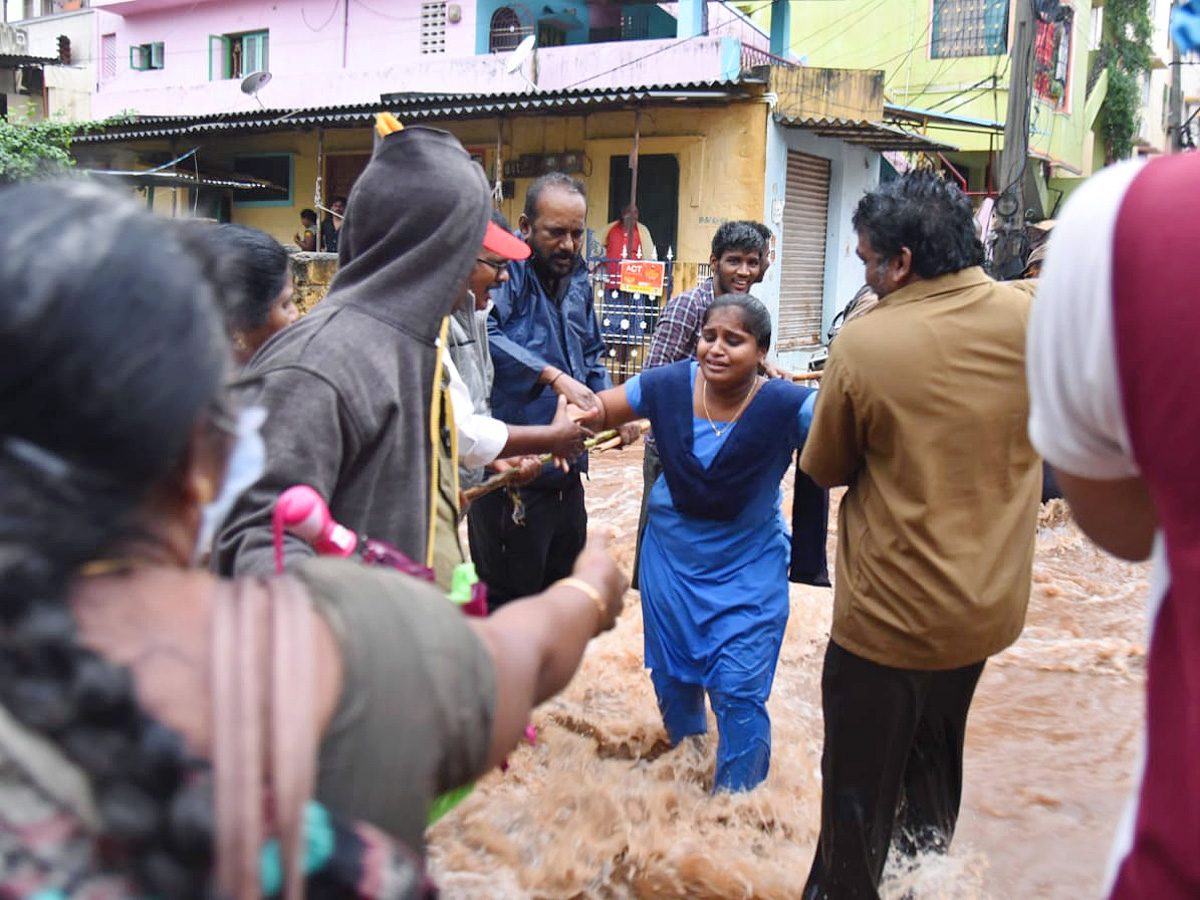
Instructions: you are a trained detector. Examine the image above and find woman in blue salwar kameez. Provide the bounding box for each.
[579,293,820,792]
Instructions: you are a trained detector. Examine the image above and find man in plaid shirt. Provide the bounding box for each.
[632,221,771,587]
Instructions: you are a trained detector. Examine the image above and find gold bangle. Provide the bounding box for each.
[555,577,609,630]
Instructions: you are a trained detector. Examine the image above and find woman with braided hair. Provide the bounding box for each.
[0,180,627,898]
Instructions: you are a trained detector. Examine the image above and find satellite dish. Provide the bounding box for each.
[240,70,272,107]
[505,34,536,74]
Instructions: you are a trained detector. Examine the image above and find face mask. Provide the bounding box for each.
[193,406,267,564]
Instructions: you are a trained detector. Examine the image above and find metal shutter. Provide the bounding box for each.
[778,151,830,350]
[101,33,117,81]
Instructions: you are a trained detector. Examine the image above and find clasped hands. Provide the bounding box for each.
[541,366,642,450]
[490,367,640,485]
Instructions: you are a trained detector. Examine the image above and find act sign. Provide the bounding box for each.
[617,260,666,297]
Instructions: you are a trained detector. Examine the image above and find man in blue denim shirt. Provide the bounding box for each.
[470,173,641,610]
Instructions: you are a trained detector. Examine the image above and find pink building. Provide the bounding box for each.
[90,0,783,118]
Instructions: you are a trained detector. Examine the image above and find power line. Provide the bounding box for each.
[922,74,998,112]
[901,55,956,101]
[872,16,934,82]
[940,84,997,116]
[797,16,905,70]
[301,0,342,32]
[562,33,710,90]
[786,0,889,59]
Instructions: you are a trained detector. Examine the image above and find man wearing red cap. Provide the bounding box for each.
[432,211,590,583]
[471,174,641,611]
[446,210,587,490]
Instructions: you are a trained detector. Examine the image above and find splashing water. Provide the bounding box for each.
[435,449,1148,899]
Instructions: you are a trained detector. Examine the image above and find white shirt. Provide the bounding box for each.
[1026,160,1143,482]
[1025,158,1166,894]
[443,349,508,468]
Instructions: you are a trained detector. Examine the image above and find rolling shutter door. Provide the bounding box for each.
[778,151,830,350]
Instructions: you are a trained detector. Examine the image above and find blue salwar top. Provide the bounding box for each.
[626,361,816,697]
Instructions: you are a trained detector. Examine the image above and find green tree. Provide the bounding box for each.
[1097,0,1153,162]
[0,106,83,183]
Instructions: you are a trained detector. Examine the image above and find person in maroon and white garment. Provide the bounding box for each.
[1027,154,1200,899]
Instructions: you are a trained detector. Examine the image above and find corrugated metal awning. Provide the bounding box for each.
[883,103,1004,133]
[0,53,59,66]
[75,81,752,145]
[775,114,958,153]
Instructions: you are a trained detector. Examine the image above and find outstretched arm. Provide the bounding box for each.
[569,384,640,434]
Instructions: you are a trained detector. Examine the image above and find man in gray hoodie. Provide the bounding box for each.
[215,125,495,577]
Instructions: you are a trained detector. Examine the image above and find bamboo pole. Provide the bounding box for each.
[462,419,650,504]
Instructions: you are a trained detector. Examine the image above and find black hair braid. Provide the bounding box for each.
[0,450,216,898]
[0,180,230,898]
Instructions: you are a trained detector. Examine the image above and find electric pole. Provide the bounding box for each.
[994,0,1037,278]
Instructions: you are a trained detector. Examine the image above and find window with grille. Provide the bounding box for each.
[1033,7,1073,110]
[421,2,447,54]
[100,32,116,81]
[209,30,268,80]
[931,0,1009,58]
[490,7,531,52]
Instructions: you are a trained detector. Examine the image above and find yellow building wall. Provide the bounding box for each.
[204,131,324,247]
[91,101,769,267]
[789,0,1099,175]
[438,103,768,265]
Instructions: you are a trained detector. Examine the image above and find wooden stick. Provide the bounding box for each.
[792,370,824,382]
[461,419,650,504]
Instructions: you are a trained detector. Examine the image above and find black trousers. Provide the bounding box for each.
[803,641,986,900]
[631,443,662,591]
[467,472,587,612]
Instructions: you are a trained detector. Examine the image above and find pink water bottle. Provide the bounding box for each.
[272,485,358,567]
[271,485,488,616]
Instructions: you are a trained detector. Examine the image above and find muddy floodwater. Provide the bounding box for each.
[433,447,1149,899]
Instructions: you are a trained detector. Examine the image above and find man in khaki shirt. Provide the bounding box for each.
[799,172,1040,899]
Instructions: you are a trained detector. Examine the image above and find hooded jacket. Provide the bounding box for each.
[215,126,490,576]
